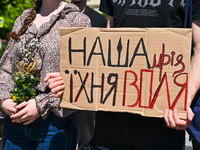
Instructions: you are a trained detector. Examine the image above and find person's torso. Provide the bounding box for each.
[10,4,90,91]
[110,0,185,28]
[84,6,107,27]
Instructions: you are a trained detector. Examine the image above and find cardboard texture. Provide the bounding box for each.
[60,28,192,119]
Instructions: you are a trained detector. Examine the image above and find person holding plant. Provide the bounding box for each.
[0,0,91,149]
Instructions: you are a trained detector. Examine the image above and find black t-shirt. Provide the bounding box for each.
[99,0,200,28]
[193,0,200,21]
[84,6,107,28]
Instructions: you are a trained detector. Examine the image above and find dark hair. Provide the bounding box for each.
[8,0,42,41]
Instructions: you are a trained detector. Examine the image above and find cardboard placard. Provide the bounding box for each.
[60,28,192,119]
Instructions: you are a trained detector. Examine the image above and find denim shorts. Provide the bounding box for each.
[3,112,77,150]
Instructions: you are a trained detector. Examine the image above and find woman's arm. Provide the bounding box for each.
[0,15,23,117]
[188,19,200,106]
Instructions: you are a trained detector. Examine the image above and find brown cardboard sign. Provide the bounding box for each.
[60,28,192,119]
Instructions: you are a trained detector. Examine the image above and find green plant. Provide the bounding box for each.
[101,13,108,19]
[12,72,39,104]
[0,0,34,39]
[11,37,41,104]
[0,43,7,57]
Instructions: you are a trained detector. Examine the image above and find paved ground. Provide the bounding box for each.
[186,131,193,150]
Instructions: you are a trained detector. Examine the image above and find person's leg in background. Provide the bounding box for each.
[0,119,4,150]
[191,138,200,150]
[37,113,78,150]
[75,110,96,150]
[94,112,132,150]
[94,112,185,150]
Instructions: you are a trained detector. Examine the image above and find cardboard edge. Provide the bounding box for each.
[59,27,84,36]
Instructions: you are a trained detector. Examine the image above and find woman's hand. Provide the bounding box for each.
[0,99,17,116]
[44,72,65,98]
[164,106,194,130]
[10,99,40,125]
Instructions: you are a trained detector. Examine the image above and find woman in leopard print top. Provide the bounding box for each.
[0,0,91,149]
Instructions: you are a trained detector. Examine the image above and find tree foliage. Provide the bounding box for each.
[0,0,34,39]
